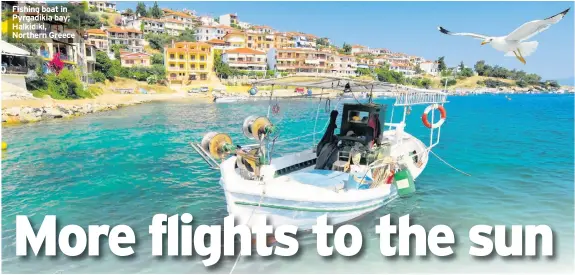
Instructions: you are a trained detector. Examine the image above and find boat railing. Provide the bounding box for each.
[394,89,448,106]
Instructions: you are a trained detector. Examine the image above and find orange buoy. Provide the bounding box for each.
[422,104,447,129]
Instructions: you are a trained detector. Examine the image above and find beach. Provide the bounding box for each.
[1,76,344,125]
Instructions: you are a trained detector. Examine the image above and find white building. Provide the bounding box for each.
[194,26,227,42]
[219,13,238,26]
[370,48,391,55]
[419,61,439,76]
[351,45,369,55]
[199,15,217,26]
[331,54,357,76]
[88,1,116,12]
[390,62,415,76]
[222,48,267,71]
[238,21,252,30]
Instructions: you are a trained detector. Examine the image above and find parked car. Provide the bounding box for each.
[189,88,201,93]
[200,86,209,93]
[294,87,305,94]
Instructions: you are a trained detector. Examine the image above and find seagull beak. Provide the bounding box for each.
[481,41,488,45]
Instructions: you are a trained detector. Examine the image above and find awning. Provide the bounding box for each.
[0,40,30,57]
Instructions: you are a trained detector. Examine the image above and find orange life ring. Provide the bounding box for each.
[421,104,446,129]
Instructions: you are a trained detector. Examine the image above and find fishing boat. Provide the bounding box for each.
[192,76,449,230]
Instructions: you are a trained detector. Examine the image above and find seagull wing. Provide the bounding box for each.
[505,8,570,42]
[437,26,489,40]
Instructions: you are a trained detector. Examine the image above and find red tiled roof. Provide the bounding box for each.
[167,10,194,18]
[207,39,227,44]
[107,27,142,34]
[87,29,107,35]
[120,52,152,59]
[225,48,265,55]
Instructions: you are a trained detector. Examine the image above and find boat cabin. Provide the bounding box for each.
[315,102,388,170]
[338,103,386,147]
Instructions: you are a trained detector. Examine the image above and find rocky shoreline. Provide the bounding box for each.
[1,99,152,124]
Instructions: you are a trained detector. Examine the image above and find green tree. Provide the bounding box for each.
[458,67,474,78]
[374,67,404,84]
[420,78,432,89]
[178,28,197,42]
[151,53,164,65]
[49,3,100,29]
[414,64,423,75]
[458,61,465,71]
[125,8,134,14]
[316,37,330,47]
[149,1,162,19]
[213,51,233,78]
[110,44,127,59]
[437,56,446,72]
[356,67,371,76]
[342,43,352,54]
[95,51,116,81]
[136,2,148,17]
[474,60,486,76]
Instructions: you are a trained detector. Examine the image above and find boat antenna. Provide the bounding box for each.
[368,84,374,104]
[267,84,275,118]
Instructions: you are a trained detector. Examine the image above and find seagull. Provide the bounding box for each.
[437,8,570,64]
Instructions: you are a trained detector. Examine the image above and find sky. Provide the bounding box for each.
[117,1,575,82]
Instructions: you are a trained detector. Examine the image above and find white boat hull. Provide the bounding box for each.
[218,130,428,230]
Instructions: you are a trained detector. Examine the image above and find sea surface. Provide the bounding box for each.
[2,94,574,273]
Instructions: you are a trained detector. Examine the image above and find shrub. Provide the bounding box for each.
[147,75,158,84]
[87,85,104,96]
[515,79,528,88]
[481,79,511,88]
[35,69,92,99]
[91,71,106,82]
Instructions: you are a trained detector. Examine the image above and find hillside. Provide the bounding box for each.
[428,75,516,90]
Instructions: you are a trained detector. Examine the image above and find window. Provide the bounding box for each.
[179,64,184,69]
[179,55,184,59]
[191,64,195,69]
[200,65,204,69]
[170,54,175,59]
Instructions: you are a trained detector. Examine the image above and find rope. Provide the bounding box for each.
[429,150,471,176]
[324,98,331,113]
[229,187,266,274]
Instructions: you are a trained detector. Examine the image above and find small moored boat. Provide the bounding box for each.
[192,77,449,230]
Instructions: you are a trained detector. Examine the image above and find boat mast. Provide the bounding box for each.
[267,84,275,118]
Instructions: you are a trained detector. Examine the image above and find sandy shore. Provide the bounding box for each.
[1,92,209,125]
[1,86,342,125]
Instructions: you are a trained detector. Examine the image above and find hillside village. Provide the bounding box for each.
[1,0,570,121]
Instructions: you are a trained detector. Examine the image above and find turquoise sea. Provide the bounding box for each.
[1,94,574,273]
